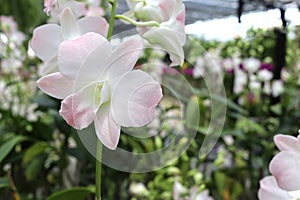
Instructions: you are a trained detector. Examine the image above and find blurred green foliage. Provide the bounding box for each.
[0,0,46,33]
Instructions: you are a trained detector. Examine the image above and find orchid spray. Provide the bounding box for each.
[30,0,186,199]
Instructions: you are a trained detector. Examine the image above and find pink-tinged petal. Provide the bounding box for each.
[59,85,97,129]
[78,16,108,38]
[94,104,120,150]
[270,151,300,191]
[60,8,80,40]
[258,176,291,200]
[75,36,112,81]
[274,134,300,153]
[143,26,185,66]
[30,24,63,62]
[137,27,149,37]
[44,0,56,14]
[58,32,107,79]
[63,0,86,18]
[105,37,143,78]
[111,70,162,127]
[176,5,185,29]
[37,72,74,99]
[159,0,176,20]
[85,7,105,17]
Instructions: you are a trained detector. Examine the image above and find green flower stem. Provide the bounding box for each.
[95,139,102,200]
[95,1,118,199]
[107,0,118,40]
[115,15,160,27]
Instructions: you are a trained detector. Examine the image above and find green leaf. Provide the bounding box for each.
[25,156,44,181]
[0,176,10,189]
[23,142,51,164]
[47,187,95,200]
[214,172,226,196]
[0,136,27,163]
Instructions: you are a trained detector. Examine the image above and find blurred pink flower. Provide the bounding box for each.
[37,33,162,150]
[31,7,108,74]
[44,0,57,15]
[46,0,86,22]
[269,133,300,191]
[0,16,18,33]
[85,0,105,17]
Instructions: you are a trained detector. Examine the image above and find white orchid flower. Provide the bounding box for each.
[37,33,162,150]
[31,7,108,74]
[258,176,300,200]
[125,0,186,66]
[269,134,300,191]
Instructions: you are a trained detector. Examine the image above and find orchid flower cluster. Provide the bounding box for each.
[193,50,285,104]
[31,0,186,150]
[0,16,42,122]
[0,16,26,74]
[258,132,300,200]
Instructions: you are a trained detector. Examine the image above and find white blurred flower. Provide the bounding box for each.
[272,80,284,97]
[249,75,260,90]
[194,189,214,200]
[257,69,273,82]
[232,53,242,69]
[1,57,22,73]
[281,69,291,81]
[129,182,149,197]
[233,69,247,94]
[193,56,205,78]
[223,135,234,146]
[263,82,271,95]
[243,58,260,73]
[174,180,214,200]
[222,58,234,72]
[193,50,222,78]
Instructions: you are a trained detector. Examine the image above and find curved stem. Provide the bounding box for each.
[95,140,102,200]
[116,15,160,27]
[8,170,19,200]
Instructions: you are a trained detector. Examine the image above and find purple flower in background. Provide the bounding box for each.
[183,68,193,76]
[239,63,244,70]
[222,58,234,75]
[225,68,234,75]
[260,63,273,71]
[162,65,179,75]
[247,93,255,104]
